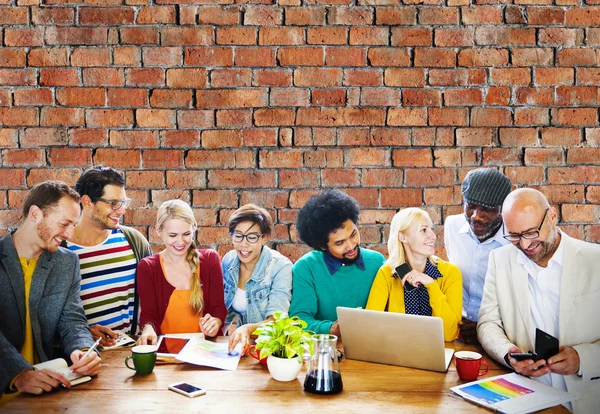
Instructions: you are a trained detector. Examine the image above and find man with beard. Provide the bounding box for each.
[289,189,385,335]
[444,168,512,343]
[63,167,151,347]
[478,188,600,413]
[1,181,101,405]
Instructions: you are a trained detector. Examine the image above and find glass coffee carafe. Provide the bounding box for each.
[303,334,343,394]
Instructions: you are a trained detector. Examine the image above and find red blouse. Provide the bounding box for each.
[137,249,227,336]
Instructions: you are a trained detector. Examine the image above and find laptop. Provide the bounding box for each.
[337,307,454,372]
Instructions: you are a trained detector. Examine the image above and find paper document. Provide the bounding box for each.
[34,358,92,386]
[176,337,242,371]
[450,373,576,414]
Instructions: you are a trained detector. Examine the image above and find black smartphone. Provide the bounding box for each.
[394,263,417,292]
[535,328,559,361]
[510,352,541,362]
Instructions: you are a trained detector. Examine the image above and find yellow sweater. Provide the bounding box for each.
[366,259,462,342]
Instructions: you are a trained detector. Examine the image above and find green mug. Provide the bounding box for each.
[125,345,157,375]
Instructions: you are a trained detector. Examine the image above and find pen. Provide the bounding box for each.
[71,337,101,373]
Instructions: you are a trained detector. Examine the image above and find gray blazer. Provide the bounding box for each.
[0,233,94,394]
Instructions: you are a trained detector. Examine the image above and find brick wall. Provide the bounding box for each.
[1,1,600,260]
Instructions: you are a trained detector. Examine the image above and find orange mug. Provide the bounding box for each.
[248,345,267,365]
[455,351,489,381]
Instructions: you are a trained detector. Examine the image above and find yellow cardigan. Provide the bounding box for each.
[366,259,462,342]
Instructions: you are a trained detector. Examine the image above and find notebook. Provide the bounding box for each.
[100,330,136,351]
[337,307,454,372]
[33,358,92,386]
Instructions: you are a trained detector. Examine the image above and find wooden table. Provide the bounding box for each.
[6,340,568,413]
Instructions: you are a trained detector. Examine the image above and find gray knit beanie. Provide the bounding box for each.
[461,169,512,209]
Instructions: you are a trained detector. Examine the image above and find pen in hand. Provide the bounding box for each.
[71,337,101,373]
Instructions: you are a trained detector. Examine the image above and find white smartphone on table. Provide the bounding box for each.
[168,382,206,398]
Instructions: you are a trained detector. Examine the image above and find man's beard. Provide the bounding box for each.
[340,245,360,265]
[466,214,503,242]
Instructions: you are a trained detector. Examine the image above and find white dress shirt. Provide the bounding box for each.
[444,214,509,321]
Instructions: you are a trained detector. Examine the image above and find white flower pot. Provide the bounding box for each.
[266,355,302,382]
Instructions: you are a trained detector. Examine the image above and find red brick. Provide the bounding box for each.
[294,68,342,87]
[244,129,278,147]
[126,68,165,87]
[499,128,538,146]
[539,28,583,47]
[86,109,134,127]
[461,6,502,24]
[198,6,239,25]
[192,190,237,207]
[0,49,26,68]
[362,168,403,187]
[455,128,492,146]
[245,6,283,25]
[307,27,347,45]
[259,149,303,168]
[414,48,456,68]
[2,149,46,167]
[93,149,140,169]
[346,148,389,167]
[142,150,183,169]
[142,47,182,66]
[458,48,508,66]
[14,89,53,106]
[150,89,192,108]
[557,48,596,66]
[254,69,292,87]
[444,88,483,106]
[110,130,159,148]
[136,109,176,128]
[71,48,111,67]
[578,68,600,85]
[419,7,458,24]
[393,149,432,167]
[482,148,522,166]
[126,170,165,189]
[177,110,214,129]
[512,48,554,66]
[375,7,415,25]
[82,68,124,87]
[166,171,205,189]
[536,185,584,203]
[403,90,441,106]
[0,108,38,126]
[296,108,385,126]
[486,86,510,105]
[234,48,276,67]
[515,108,549,126]
[367,48,410,67]
[20,128,67,147]
[208,170,275,188]
[549,166,600,184]
[216,109,253,127]
[162,130,200,148]
[48,148,91,167]
[552,108,597,126]
[79,7,135,25]
[259,27,304,45]
[567,148,600,165]
[525,148,563,166]
[285,7,325,25]
[566,7,600,26]
[186,150,234,169]
[161,27,213,46]
[542,127,581,147]
[475,27,535,46]
[381,188,423,207]
[562,204,600,223]
[344,188,379,208]
[528,7,565,25]
[491,68,531,86]
[254,109,295,126]
[505,166,545,185]
[555,86,598,106]
[360,88,399,106]
[40,68,80,87]
[326,47,367,66]
[384,68,425,87]
[0,7,27,24]
[216,27,256,45]
[279,47,323,66]
[349,27,388,46]
[430,108,468,126]
[196,89,267,108]
[27,48,69,67]
[343,69,382,86]
[45,27,108,46]
[269,89,309,106]
[328,7,372,25]
[434,28,474,47]
[370,128,411,146]
[471,108,512,127]
[120,27,159,45]
[56,87,105,106]
[387,108,427,126]
[5,29,43,47]
[69,129,108,147]
[536,68,574,86]
[320,169,360,187]
[201,129,243,148]
[31,7,74,25]
[114,47,141,66]
[516,87,554,106]
[0,129,18,147]
[40,108,84,127]
[137,6,176,24]
[107,88,148,107]
[391,28,432,46]
[185,47,233,66]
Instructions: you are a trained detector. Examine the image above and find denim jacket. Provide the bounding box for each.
[222,245,293,326]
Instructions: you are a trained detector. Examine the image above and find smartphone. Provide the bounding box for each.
[168,382,206,398]
[509,352,541,362]
[535,328,559,361]
[394,263,417,292]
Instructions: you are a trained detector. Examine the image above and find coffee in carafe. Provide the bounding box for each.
[304,334,343,395]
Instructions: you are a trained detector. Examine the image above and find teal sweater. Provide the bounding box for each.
[289,248,386,334]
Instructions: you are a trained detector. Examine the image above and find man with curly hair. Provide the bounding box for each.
[289,190,385,335]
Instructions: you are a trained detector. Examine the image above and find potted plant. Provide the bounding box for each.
[253,311,314,382]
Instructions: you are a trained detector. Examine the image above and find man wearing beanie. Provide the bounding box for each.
[444,168,512,343]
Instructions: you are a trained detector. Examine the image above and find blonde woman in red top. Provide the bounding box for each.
[136,200,226,345]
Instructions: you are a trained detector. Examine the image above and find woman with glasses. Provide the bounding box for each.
[222,204,292,355]
[366,208,462,342]
[136,200,226,345]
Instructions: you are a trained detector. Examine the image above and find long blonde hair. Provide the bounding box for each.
[386,207,438,270]
[156,199,203,314]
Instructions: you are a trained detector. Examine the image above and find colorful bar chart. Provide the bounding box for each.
[459,377,534,404]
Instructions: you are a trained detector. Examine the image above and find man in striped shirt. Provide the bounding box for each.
[65,167,151,347]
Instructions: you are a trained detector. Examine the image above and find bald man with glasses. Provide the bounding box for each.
[62,167,151,347]
[478,188,600,413]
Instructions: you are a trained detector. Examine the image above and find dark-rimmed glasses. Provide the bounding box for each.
[230,233,263,244]
[503,208,549,242]
[94,197,131,210]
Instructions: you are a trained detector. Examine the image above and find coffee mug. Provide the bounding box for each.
[125,345,157,375]
[248,345,267,365]
[455,351,489,381]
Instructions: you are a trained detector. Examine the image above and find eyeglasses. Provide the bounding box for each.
[94,197,131,210]
[230,233,263,244]
[503,208,549,242]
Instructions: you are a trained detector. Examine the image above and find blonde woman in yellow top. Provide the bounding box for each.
[366,208,462,341]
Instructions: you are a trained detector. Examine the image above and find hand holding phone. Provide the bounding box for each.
[509,352,541,362]
[394,263,417,292]
[168,382,206,398]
